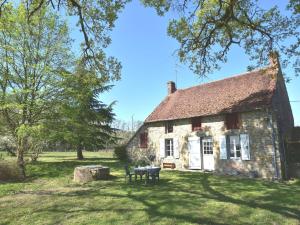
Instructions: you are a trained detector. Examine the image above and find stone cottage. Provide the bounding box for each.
[126,53,294,179]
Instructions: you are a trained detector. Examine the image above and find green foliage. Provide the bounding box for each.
[0,3,73,174]
[113,145,128,161]
[143,0,300,77]
[288,0,300,14]
[0,3,72,133]
[0,0,128,80]
[133,159,148,167]
[46,61,116,158]
[0,136,16,156]
[17,124,48,161]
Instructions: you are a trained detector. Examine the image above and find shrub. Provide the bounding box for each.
[114,145,128,162]
[0,136,16,156]
[134,159,148,167]
[0,160,23,181]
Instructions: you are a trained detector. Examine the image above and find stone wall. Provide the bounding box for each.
[287,127,300,178]
[126,109,282,179]
[270,65,294,179]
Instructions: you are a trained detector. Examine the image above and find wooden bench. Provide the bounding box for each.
[163,163,176,169]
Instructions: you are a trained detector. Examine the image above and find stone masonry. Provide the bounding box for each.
[127,109,282,179]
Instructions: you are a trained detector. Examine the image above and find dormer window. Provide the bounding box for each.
[165,121,173,133]
[225,113,240,130]
[192,117,202,131]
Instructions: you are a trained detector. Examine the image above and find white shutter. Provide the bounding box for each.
[240,134,250,160]
[219,135,227,159]
[173,138,179,159]
[159,139,165,159]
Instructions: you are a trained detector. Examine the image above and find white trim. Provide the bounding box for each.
[188,136,200,141]
[240,134,250,160]
[219,135,227,159]
[188,136,201,169]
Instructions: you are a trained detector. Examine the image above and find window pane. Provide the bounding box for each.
[229,135,241,158]
[165,139,173,156]
[203,138,213,154]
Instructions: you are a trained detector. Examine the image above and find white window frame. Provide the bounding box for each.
[229,135,242,159]
[202,138,213,155]
[165,138,174,157]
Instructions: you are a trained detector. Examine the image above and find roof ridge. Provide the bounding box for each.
[145,65,275,123]
[177,66,270,92]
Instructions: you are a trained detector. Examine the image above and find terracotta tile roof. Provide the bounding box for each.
[145,68,277,123]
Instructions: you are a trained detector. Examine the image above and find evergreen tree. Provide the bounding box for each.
[48,61,116,160]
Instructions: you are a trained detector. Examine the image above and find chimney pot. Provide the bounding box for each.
[167,81,176,95]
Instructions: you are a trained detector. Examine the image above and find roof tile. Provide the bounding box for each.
[145,68,277,123]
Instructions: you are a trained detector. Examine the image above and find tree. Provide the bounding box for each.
[0,3,72,177]
[288,0,300,14]
[142,0,299,77]
[1,1,298,78]
[0,0,127,80]
[47,61,116,160]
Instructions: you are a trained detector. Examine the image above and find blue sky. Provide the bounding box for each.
[71,0,300,125]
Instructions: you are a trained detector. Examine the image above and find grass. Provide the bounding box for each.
[0,151,300,225]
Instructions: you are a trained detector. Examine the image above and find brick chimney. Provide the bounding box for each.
[167,81,176,95]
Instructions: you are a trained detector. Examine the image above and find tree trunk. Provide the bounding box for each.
[77,144,84,160]
[16,139,26,179]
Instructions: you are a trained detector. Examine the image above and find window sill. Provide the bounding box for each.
[192,128,203,132]
[229,157,242,160]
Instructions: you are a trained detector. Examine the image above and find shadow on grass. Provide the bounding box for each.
[2,155,300,225]
[24,177,228,225]
[173,172,300,221]
[4,169,299,224]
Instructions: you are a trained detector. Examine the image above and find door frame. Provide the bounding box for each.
[188,136,201,169]
[201,136,215,171]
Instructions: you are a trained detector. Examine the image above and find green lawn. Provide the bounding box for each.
[0,152,300,225]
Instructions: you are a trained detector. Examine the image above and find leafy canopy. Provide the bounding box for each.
[47,61,116,153]
[0,3,73,175]
[0,3,72,135]
[142,0,300,77]
[0,0,128,81]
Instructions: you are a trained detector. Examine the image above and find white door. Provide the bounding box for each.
[202,138,214,171]
[188,137,201,169]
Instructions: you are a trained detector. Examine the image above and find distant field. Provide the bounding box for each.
[0,151,300,225]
